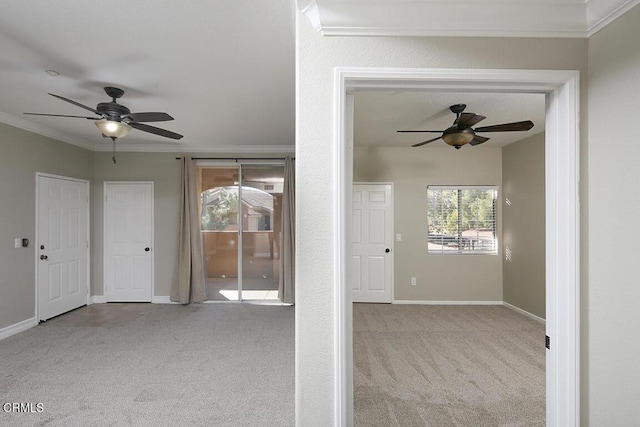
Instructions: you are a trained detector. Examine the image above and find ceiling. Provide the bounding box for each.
[1,1,634,154]
[354,91,545,148]
[0,1,295,152]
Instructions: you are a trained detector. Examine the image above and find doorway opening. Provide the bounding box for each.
[197,163,285,302]
[332,68,580,426]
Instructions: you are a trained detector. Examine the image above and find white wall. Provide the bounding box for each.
[354,146,503,302]
[587,4,640,424]
[296,12,588,426]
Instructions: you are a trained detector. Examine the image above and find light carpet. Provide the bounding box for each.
[353,304,545,427]
[0,303,294,427]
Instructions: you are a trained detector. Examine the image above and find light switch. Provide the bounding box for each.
[14,238,21,248]
[396,234,402,241]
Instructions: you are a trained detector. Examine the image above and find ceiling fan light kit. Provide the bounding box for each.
[398,103,534,149]
[94,119,132,139]
[442,126,475,149]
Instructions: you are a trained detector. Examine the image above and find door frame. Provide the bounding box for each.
[35,172,90,321]
[333,68,580,426]
[103,181,154,302]
[352,182,394,303]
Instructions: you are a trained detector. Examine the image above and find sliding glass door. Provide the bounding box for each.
[198,163,284,301]
[200,166,240,301]
[240,166,284,300]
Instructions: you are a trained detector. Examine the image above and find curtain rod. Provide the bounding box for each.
[175,157,294,161]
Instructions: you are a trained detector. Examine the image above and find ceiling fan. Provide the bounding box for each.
[25,86,183,140]
[397,104,534,149]
[25,87,183,163]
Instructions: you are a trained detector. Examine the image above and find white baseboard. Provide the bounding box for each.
[392,300,503,305]
[0,317,37,341]
[152,296,180,304]
[503,302,546,324]
[91,295,179,304]
[89,295,106,304]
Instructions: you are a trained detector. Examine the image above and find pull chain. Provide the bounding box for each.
[111,137,117,164]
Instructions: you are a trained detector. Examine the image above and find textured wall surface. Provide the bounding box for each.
[502,132,546,319]
[354,146,503,302]
[0,123,92,329]
[587,4,640,425]
[92,152,182,298]
[296,11,587,425]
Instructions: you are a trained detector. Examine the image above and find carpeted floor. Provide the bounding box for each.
[0,303,294,427]
[353,304,545,427]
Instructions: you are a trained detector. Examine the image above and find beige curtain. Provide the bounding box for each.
[171,157,206,304]
[278,157,295,304]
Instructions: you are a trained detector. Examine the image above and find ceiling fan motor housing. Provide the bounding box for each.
[97,102,131,121]
[450,104,467,114]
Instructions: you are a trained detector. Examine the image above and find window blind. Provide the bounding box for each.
[427,186,498,254]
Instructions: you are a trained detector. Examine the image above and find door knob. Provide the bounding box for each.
[385,248,391,253]
[40,255,48,260]
[145,247,150,252]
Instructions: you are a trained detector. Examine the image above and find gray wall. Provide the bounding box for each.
[354,146,503,302]
[502,132,546,319]
[1,140,292,331]
[92,152,181,298]
[0,123,92,330]
[588,4,640,424]
[296,11,588,425]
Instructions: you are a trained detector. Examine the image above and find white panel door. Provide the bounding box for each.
[351,184,393,303]
[105,182,153,302]
[38,175,89,321]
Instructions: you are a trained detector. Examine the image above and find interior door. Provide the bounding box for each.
[37,175,89,321]
[104,182,153,302]
[351,184,393,303]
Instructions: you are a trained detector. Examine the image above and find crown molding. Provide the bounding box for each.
[320,26,587,38]
[93,142,295,154]
[587,0,640,36]
[0,111,94,151]
[300,0,638,38]
[0,111,294,154]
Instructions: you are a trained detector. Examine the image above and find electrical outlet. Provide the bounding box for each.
[410,277,417,286]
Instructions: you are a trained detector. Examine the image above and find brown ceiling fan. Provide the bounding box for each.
[397,104,534,149]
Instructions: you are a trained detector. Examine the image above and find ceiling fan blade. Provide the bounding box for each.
[129,122,183,140]
[475,120,534,133]
[124,112,174,122]
[24,112,98,119]
[397,130,444,133]
[458,113,486,127]
[411,136,441,147]
[48,93,102,115]
[470,135,490,146]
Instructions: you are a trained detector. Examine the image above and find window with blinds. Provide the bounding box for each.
[427,186,498,254]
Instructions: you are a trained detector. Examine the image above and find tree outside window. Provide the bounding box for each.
[427,186,497,254]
